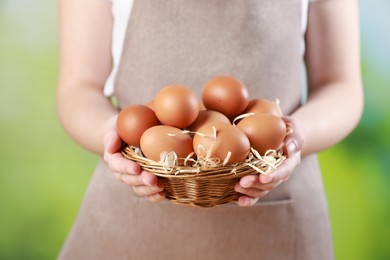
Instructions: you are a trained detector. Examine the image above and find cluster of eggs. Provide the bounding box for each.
[117,75,287,165]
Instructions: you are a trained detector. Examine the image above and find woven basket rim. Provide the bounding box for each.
[121,145,286,207]
[121,145,285,179]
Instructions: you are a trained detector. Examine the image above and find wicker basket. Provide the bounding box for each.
[122,145,285,208]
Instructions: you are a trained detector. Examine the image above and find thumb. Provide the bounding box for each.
[104,130,122,154]
[103,115,122,154]
[282,117,305,158]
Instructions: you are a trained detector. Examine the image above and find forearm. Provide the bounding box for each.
[57,0,114,155]
[296,0,363,156]
[292,81,363,156]
[57,82,118,155]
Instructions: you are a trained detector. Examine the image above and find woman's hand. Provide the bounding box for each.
[103,116,166,202]
[235,117,305,207]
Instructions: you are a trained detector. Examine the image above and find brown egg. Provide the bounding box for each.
[244,99,282,117]
[237,114,287,155]
[154,84,200,128]
[188,110,230,132]
[116,105,159,147]
[193,122,250,164]
[140,125,193,163]
[202,75,250,118]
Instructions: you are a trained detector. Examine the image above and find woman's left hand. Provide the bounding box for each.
[235,116,305,207]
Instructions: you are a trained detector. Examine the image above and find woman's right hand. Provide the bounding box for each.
[103,116,166,202]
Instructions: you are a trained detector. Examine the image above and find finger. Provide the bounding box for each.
[256,180,283,191]
[121,174,146,186]
[235,183,269,198]
[104,130,122,154]
[133,182,164,196]
[239,174,258,188]
[282,116,305,158]
[121,170,159,187]
[140,170,159,186]
[148,191,166,202]
[237,196,261,207]
[240,174,279,188]
[258,174,273,184]
[241,177,283,191]
[106,152,141,175]
[266,152,301,183]
[283,138,302,158]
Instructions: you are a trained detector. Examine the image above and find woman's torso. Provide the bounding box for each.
[59,1,334,259]
[104,0,318,96]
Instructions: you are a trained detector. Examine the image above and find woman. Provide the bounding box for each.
[57,0,363,259]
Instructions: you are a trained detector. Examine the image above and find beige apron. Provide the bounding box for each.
[59,1,334,259]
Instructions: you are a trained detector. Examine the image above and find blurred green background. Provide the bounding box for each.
[0,1,389,259]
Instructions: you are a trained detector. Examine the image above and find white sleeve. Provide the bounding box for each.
[104,0,134,96]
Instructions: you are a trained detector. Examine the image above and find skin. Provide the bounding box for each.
[57,0,363,206]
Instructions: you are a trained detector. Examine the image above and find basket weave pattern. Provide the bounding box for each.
[122,145,285,207]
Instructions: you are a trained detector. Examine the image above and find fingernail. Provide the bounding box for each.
[241,198,249,207]
[241,175,256,188]
[287,141,297,155]
[143,176,152,186]
[241,180,251,188]
[261,175,273,184]
[127,167,136,174]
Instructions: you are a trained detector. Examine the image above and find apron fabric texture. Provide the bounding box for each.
[59,1,334,259]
